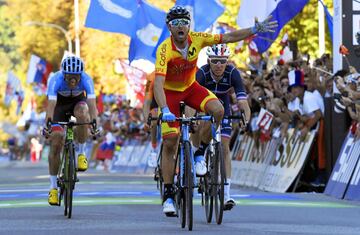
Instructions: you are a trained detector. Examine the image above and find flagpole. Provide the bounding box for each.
[318,0,325,57]
[74,0,81,57]
[24,21,72,54]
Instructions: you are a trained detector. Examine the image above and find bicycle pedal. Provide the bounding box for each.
[165,212,177,217]
[154,174,159,181]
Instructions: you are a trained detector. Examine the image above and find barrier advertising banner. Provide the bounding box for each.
[231,128,315,193]
[325,132,360,199]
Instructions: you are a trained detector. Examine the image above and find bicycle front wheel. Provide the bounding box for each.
[214,142,225,225]
[66,147,75,219]
[184,141,193,231]
[204,148,213,223]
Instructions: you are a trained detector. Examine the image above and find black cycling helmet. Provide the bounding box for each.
[166,6,191,24]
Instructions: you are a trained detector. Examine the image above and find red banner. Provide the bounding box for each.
[119,60,146,104]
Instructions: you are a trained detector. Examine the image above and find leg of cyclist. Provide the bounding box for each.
[148,108,159,167]
[220,120,236,210]
[48,127,64,205]
[73,101,90,171]
[47,100,70,206]
[161,134,179,215]
[184,82,224,176]
[193,100,224,176]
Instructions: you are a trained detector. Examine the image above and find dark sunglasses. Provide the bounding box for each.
[64,74,80,82]
[209,58,228,65]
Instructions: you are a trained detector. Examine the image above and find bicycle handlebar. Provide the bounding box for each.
[147,114,213,125]
[46,118,98,140]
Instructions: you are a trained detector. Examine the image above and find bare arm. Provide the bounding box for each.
[238,99,251,123]
[154,75,167,109]
[87,98,98,122]
[222,15,278,44]
[143,98,152,120]
[45,100,57,122]
[222,28,254,44]
[304,110,322,129]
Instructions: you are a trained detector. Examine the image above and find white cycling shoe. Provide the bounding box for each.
[195,156,207,176]
[163,198,176,216]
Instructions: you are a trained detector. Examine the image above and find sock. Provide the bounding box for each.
[78,143,86,154]
[50,175,57,189]
[224,178,231,200]
[194,141,208,157]
[163,184,174,202]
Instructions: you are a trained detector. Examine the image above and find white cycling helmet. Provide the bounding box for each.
[206,44,231,57]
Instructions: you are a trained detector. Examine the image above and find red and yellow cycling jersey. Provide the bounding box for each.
[155,31,222,92]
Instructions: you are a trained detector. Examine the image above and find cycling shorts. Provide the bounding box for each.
[52,94,87,132]
[221,118,232,138]
[162,81,217,138]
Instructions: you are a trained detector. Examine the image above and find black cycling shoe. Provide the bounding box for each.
[224,198,236,211]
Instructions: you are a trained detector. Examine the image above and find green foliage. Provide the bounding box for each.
[0,0,334,135]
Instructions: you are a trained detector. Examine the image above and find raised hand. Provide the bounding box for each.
[252,15,278,34]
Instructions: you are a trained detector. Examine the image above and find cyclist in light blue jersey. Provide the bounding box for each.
[44,56,98,206]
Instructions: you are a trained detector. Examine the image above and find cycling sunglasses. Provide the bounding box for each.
[209,58,228,65]
[64,74,80,83]
[169,18,190,27]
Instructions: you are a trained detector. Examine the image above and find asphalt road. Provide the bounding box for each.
[0,161,360,235]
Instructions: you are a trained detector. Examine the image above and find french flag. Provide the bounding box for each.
[26,54,53,85]
[237,0,308,53]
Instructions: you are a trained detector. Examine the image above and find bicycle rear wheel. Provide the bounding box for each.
[204,148,213,223]
[157,144,164,201]
[184,141,193,231]
[214,142,225,225]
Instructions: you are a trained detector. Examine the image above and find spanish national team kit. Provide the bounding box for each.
[155,31,222,138]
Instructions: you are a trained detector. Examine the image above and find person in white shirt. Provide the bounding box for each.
[288,69,326,187]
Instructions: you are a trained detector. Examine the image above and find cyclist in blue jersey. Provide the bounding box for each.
[193,44,251,210]
[44,56,99,206]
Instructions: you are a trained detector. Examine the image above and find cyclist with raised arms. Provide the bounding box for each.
[44,56,98,206]
[194,44,251,211]
[154,6,277,216]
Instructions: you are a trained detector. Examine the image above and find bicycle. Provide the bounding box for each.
[200,113,246,225]
[47,118,96,219]
[150,102,212,231]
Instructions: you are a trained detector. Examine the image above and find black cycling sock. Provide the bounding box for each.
[194,141,208,156]
[163,184,175,202]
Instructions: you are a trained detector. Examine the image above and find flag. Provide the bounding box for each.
[237,0,309,53]
[119,60,146,104]
[4,71,22,107]
[128,1,166,62]
[153,0,225,57]
[15,90,24,115]
[97,89,104,114]
[319,0,333,41]
[26,54,53,85]
[248,40,259,56]
[85,0,165,63]
[85,0,138,36]
[212,22,236,34]
[339,44,349,55]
